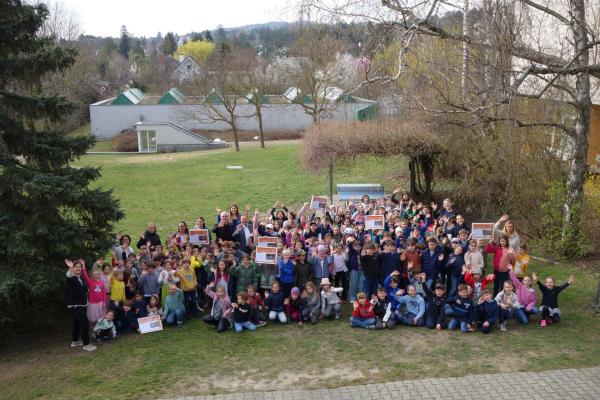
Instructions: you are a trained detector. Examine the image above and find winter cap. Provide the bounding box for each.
[320,278,331,286]
[291,287,300,296]
[265,224,274,229]
[472,267,483,276]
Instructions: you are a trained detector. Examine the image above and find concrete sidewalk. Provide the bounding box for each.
[172,366,600,400]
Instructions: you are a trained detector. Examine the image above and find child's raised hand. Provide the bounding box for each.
[231,303,238,309]
[531,272,539,282]
[264,290,269,298]
[284,298,289,305]
[208,282,215,288]
[486,274,495,281]
[568,274,575,285]
[353,301,358,310]
[391,270,400,276]
[64,259,74,269]
[438,253,444,261]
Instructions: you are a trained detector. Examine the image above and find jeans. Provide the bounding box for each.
[426,278,435,291]
[523,306,539,320]
[71,306,90,345]
[362,278,379,298]
[397,312,424,326]
[164,308,185,326]
[349,270,364,302]
[499,307,529,324]
[448,275,460,299]
[425,314,446,329]
[234,321,257,332]
[448,318,469,333]
[203,314,230,332]
[269,310,287,323]
[322,303,341,318]
[183,290,199,316]
[302,308,320,324]
[350,316,376,329]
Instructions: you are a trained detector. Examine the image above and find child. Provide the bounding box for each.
[350,292,376,329]
[514,244,530,280]
[246,284,267,327]
[395,285,426,326]
[147,294,161,316]
[464,239,484,273]
[509,266,537,321]
[445,244,465,298]
[285,287,304,324]
[320,278,342,319]
[162,284,185,327]
[109,269,126,327]
[264,281,287,323]
[331,244,349,300]
[361,242,381,298]
[484,235,517,296]
[301,281,321,324]
[93,310,117,342]
[448,284,474,333]
[79,261,107,331]
[424,283,447,330]
[293,250,313,293]
[137,262,160,304]
[371,287,394,329]
[132,292,149,320]
[158,260,179,306]
[209,259,233,299]
[176,259,199,317]
[533,272,575,327]
[229,255,257,296]
[463,267,495,304]
[473,290,499,334]
[203,282,232,332]
[232,291,256,332]
[277,249,295,298]
[495,280,525,331]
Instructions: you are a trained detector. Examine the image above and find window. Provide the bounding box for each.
[138,130,157,152]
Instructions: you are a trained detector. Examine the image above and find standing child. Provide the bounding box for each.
[485,235,517,296]
[533,272,575,327]
[495,280,525,331]
[232,291,256,333]
[514,244,530,280]
[331,244,349,301]
[137,262,160,304]
[176,259,199,317]
[448,284,474,333]
[350,292,376,329]
[203,282,232,332]
[445,244,466,298]
[264,281,287,323]
[293,250,313,293]
[93,310,117,342]
[320,278,343,319]
[158,260,179,306]
[78,261,107,331]
[301,281,321,324]
[464,239,484,273]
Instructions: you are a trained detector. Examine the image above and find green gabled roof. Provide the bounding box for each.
[336,94,357,103]
[204,89,223,104]
[158,88,186,104]
[111,88,145,105]
[246,90,270,104]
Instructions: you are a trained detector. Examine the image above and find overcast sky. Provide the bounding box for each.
[60,0,298,37]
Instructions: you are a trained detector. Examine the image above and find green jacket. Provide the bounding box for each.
[94,318,116,336]
[229,263,257,294]
[163,288,185,316]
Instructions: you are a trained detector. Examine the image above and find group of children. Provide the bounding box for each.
[65,192,575,351]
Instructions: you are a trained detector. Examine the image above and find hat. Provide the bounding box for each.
[320,278,331,286]
[472,267,483,276]
[265,224,274,229]
[344,227,354,235]
[435,283,444,290]
[291,287,300,296]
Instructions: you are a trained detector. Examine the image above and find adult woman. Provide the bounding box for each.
[65,259,96,351]
[193,216,212,242]
[175,221,190,249]
[494,214,520,252]
[136,222,161,249]
[114,235,135,261]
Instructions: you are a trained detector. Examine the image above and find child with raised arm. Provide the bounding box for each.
[473,290,499,334]
[509,265,537,321]
[371,286,394,329]
[264,281,287,323]
[533,272,574,327]
[350,292,376,329]
[203,282,232,332]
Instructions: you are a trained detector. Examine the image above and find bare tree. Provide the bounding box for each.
[39,0,81,44]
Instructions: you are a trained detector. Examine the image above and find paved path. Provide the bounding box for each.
[172,366,600,400]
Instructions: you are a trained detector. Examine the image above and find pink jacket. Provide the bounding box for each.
[82,268,107,305]
[205,286,232,318]
[484,243,517,272]
[509,270,536,311]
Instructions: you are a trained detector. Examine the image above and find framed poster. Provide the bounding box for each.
[255,246,278,265]
[189,229,209,245]
[310,195,328,210]
[138,315,163,334]
[365,214,385,230]
[470,223,495,240]
[257,236,278,248]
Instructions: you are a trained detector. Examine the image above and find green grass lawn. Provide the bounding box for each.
[1,144,599,399]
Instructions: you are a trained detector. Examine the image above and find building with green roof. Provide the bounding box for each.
[111,88,145,105]
[158,88,186,105]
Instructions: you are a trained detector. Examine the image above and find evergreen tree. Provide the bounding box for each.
[0,0,123,332]
[216,25,226,43]
[191,31,203,42]
[161,32,177,55]
[204,29,213,42]
[118,24,130,59]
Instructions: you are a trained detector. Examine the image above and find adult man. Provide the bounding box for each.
[233,214,254,254]
[212,212,234,242]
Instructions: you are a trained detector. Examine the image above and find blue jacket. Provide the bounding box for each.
[420,247,443,280]
[448,296,474,323]
[384,274,401,310]
[379,252,401,283]
[477,300,499,325]
[445,253,466,277]
[278,259,295,284]
[264,290,285,312]
[308,255,332,280]
[395,294,426,321]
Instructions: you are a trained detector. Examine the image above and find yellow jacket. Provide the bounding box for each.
[176,268,197,291]
[515,254,530,277]
[110,274,126,302]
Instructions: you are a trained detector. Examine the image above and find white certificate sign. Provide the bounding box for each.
[189,229,209,245]
[255,246,278,265]
[138,315,163,334]
[470,223,494,240]
[365,215,385,230]
[257,236,278,248]
[310,196,328,210]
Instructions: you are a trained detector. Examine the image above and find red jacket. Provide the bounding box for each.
[353,302,375,318]
[464,271,494,299]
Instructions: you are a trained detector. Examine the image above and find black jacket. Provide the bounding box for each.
[212,223,234,242]
[66,275,88,306]
[137,231,162,248]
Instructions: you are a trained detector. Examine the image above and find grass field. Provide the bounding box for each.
[1,143,599,399]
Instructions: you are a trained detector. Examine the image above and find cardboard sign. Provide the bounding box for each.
[138,315,163,334]
[365,214,385,230]
[310,195,328,210]
[255,246,278,265]
[189,229,209,245]
[470,223,494,240]
[257,236,278,248]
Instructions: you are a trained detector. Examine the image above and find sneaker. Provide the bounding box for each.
[177,322,183,328]
[70,341,83,347]
[500,322,507,332]
[367,325,376,329]
[83,344,97,351]
[335,315,340,320]
[540,319,547,327]
[256,320,267,327]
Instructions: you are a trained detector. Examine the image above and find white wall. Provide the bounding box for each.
[90,102,375,139]
[137,124,207,146]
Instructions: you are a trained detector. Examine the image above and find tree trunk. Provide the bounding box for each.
[328,160,334,203]
[562,0,590,252]
[231,110,240,152]
[257,105,265,149]
[421,155,434,202]
[461,0,469,101]
[409,157,417,199]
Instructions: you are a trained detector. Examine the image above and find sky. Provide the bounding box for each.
[60,0,299,37]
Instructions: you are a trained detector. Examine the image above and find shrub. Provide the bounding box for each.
[112,129,138,152]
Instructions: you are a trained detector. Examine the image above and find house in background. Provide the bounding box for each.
[135,122,226,153]
[171,55,203,82]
